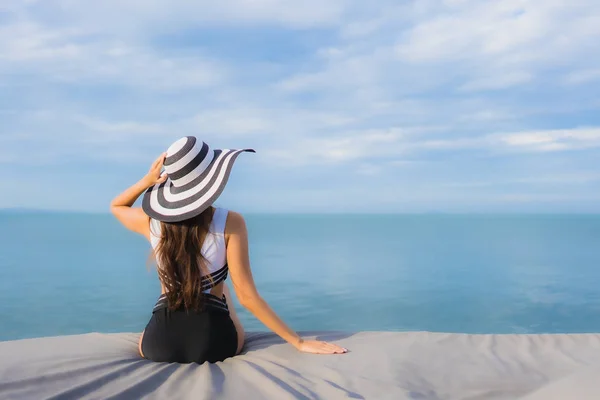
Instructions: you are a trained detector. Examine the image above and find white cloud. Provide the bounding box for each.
[2,0,600,212]
[440,173,600,189]
[0,105,368,166]
[0,22,82,62]
[459,71,532,91]
[516,173,600,185]
[396,1,600,64]
[279,0,600,101]
[387,160,421,167]
[356,163,382,176]
[263,128,407,165]
[565,69,600,85]
[416,127,600,154]
[0,7,238,92]
[495,193,600,203]
[395,0,600,95]
[497,128,600,152]
[47,0,349,32]
[187,110,273,136]
[74,116,165,136]
[0,22,226,89]
[263,126,600,166]
[396,1,549,62]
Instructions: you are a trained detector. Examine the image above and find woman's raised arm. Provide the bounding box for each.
[110,153,167,239]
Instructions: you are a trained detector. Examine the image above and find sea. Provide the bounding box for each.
[1,212,600,341]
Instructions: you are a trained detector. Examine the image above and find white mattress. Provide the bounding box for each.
[2,331,600,399]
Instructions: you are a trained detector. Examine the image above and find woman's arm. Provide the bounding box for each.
[225,211,347,355]
[110,153,167,239]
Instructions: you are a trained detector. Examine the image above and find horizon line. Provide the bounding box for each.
[1,208,600,216]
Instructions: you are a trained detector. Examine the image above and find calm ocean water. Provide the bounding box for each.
[1,212,600,341]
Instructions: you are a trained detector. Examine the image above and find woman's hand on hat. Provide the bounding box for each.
[293,339,348,355]
[142,153,168,187]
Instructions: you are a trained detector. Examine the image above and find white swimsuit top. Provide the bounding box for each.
[149,207,229,293]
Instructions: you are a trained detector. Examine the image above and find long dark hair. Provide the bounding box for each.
[153,206,215,311]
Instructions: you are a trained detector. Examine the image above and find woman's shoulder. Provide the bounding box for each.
[223,209,246,234]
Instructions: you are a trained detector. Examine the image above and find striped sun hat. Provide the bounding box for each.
[142,136,254,222]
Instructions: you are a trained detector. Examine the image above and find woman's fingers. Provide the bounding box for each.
[157,172,168,184]
[151,153,166,170]
[322,347,344,354]
[320,341,346,352]
[311,341,348,354]
[148,153,167,181]
[327,344,347,353]
[297,339,348,355]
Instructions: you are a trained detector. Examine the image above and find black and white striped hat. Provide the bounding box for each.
[142,136,254,222]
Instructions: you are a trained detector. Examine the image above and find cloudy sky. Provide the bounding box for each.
[2,0,600,213]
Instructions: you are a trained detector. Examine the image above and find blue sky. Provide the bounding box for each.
[1,0,600,213]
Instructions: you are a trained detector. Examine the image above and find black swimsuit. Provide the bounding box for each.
[140,263,238,364]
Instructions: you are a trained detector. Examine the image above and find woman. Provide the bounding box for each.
[110,136,347,364]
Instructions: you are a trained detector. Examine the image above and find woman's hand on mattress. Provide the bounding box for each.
[294,339,348,355]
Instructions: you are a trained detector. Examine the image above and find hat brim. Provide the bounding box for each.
[142,148,254,223]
